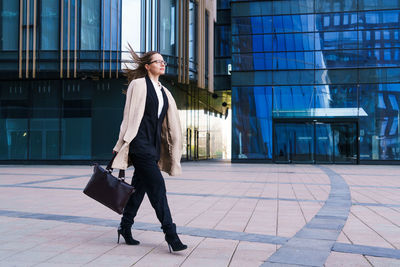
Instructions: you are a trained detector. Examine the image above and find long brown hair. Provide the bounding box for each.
[124,44,159,82]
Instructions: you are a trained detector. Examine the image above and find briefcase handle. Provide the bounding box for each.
[106,153,126,180]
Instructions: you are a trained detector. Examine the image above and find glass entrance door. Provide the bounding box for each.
[274,121,358,164]
[274,122,314,163]
[333,123,358,163]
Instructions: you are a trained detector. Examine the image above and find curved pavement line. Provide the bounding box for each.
[0,209,399,260]
[261,165,351,267]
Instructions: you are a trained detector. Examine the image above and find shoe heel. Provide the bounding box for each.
[117,230,121,244]
[168,244,172,253]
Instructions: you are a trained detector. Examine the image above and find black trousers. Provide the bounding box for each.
[120,154,175,234]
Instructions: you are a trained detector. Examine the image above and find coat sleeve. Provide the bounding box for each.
[159,88,182,176]
[113,80,136,152]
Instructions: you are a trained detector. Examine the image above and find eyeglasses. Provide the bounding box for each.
[149,60,167,66]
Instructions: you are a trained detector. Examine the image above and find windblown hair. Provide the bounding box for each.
[124,44,159,82]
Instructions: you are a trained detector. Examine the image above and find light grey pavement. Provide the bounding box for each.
[0,162,399,266]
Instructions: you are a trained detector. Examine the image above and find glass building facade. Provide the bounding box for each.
[230,0,400,163]
[0,0,227,163]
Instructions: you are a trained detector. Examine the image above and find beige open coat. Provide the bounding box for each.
[111,77,182,176]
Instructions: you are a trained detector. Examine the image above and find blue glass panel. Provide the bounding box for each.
[273,14,315,33]
[233,35,273,53]
[273,33,314,51]
[160,0,176,56]
[232,36,248,53]
[252,35,263,52]
[81,0,100,50]
[232,17,249,35]
[232,16,274,35]
[262,16,273,33]
[102,0,111,50]
[232,87,272,159]
[263,35,273,51]
[316,31,358,50]
[273,0,314,15]
[251,17,263,34]
[315,85,358,108]
[273,70,314,85]
[359,0,400,11]
[316,69,358,84]
[273,52,314,69]
[40,0,59,50]
[0,119,28,159]
[359,84,400,160]
[215,25,230,56]
[231,71,273,86]
[61,0,77,50]
[316,13,357,31]
[315,50,359,69]
[217,0,230,9]
[274,123,314,162]
[1,1,19,50]
[359,48,400,67]
[316,0,357,13]
[231,2,272,16]
[273,86,314,111]
[189,1,197,63]
[358,10,400,30]
[232,54,251,71]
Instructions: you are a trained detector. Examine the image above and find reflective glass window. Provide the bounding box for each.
[273,0,314,15]
[359,0,400,11]
[359,48,400,67]
[316,13,357,31]
[317,31,358,50]
[0,1,19,50]
[189,1,197,64]
[359,84,400,160]
[273,52,314,69]
[232,87,272,159]
[30,81,60,159]
[160,0,176,56]
[273,14,315,33]
[231,71,273,86]
[315,50,358,69]
[61,82,92,159]
[81,0,100,50]
[231,2,272,16]
[315,85,358,108]
[273,33,314,51]
[218,0,230,9]
[0,82,29,160]
[273,86,314,111]
[232,53,273,71]
[62,0,77,51]
[215,25,230,56]
[316,0,357,13]
[40,0,59,50]
[273,70,315,85]
[232,16,273,35]
[358,10,400,30]
[315,69,358,84]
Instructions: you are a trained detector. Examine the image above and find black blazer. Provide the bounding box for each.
[129,76,169,161]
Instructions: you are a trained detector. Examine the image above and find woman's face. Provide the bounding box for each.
[146,53,166,76]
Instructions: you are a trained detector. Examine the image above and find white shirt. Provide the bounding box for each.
[151,79,164,118]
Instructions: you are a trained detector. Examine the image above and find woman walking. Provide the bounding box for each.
[111,47,187,252]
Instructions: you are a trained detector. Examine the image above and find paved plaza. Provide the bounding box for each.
[0,162,399,266]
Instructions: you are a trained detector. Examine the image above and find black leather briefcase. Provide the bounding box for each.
[83,154,135,214]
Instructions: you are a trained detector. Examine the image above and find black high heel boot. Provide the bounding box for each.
[164,224,187,252]
[165,233,187,252]
[117,226,140,245]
